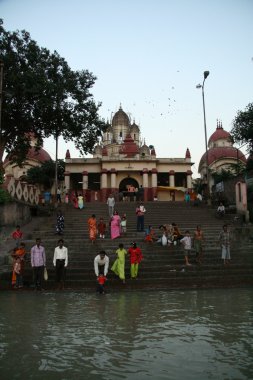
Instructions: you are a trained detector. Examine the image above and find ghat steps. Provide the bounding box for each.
[1,201,253,290]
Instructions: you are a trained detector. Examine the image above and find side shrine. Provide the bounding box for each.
[64,106,194,202]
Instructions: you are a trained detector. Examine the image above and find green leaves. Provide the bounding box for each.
[0,20,106,166]
[231,103,253,154]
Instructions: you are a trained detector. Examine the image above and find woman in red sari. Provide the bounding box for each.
[87,214,97,243]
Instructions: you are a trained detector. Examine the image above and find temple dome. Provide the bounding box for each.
[198,146,246,171]
[112,106,130,127]
[208,124,231,145]
[4,146,51,166]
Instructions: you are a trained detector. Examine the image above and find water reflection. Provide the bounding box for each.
[0,289,252,380]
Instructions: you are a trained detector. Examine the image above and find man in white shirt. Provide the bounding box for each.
[94,251,109,277]
[53,239,68,290]
[107,194,115,217]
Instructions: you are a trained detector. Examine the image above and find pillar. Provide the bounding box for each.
[169,170,175,187]
[151,168,158,200]
[186,170,192,189]
[101,169,108,202]
[64,171,70,193]
[142,168,149,201]
[110,168,117,195]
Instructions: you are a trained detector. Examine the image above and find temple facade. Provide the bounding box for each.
[64,106,194,202]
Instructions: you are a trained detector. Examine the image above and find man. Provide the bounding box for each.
[94,251,109,277]
[193,225,204,264]
[107,194,115,218]
[219,224,231,265]
[217,202,225,217]
[53,239,68,290]
[136,203,146,232]
[31,238,46,290]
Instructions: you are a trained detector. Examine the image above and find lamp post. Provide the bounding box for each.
[196,70,210,198]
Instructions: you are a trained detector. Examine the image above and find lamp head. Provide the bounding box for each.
[196,84,202,89]
[204,71,210,80]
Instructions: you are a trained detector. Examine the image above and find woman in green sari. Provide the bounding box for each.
[111,243,127,283]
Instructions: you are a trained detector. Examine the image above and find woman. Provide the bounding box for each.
[128,242,143,279]
[78,194,84,210]
[111,243,127,283]
[110,211,121,239]
[87,214,97,243]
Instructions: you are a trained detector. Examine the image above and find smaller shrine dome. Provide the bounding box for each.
[4,146,51,166]
[140,144,150,157]
[130,122,140,132]
[208,121,231,145]
[198,146,247,170]
[120,134,139,157]
[112,105,130,127]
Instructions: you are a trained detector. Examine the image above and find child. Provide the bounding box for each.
[120,214,127,236]
[144,225,157,243]
[98,218,106,239]
[97,274,107,294]
[180,230,192,266]
[12,225,23,247]
[13,256,23,288]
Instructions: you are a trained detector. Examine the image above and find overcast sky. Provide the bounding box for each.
[1,0,253,177]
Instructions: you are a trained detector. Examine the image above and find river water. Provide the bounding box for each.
[0,288,252,380]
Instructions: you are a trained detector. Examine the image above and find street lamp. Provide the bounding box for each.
[196,70,210,197]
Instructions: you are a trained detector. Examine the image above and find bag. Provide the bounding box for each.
[44,267,48,281]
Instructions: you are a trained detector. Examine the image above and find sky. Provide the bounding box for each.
[1,0,253,177]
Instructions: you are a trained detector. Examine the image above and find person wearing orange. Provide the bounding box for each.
[87,214,97,243]
[144,225,157,243]
[128,242,143,279]
[97,274,107,294]
[11,242,26,287]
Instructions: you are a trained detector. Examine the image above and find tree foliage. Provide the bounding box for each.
[0,20,108,168]
[231,103,253,154]
[26,159,65,189]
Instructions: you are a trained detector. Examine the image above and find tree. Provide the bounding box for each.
[26,159,65,189]
[0,20,107,169]
[231,103,253,154]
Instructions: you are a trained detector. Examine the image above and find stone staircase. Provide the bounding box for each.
[1,201,253,290]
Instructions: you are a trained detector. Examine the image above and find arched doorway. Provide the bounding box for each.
[119,177,139,193]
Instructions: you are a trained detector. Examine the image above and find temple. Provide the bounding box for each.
[64,105,194,201]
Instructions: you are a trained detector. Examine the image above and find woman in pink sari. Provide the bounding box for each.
[110,211,121,240]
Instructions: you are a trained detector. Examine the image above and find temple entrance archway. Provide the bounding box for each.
[119,177,139,193]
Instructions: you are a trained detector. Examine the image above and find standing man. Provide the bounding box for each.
[136,203,146,232]
[53,239,68,290]
[31,238,46,291]
[219,224,231,265]
[94,251,109,278]
[107,194,115,218]
[193,225,204,264]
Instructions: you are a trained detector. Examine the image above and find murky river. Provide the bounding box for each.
[0,289,253,380]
